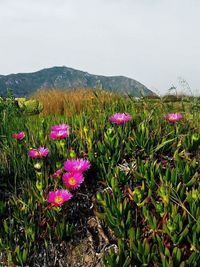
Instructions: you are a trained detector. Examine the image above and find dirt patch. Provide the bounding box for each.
[29,216,116,267]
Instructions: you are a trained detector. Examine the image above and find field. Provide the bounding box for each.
[0,89,200,267]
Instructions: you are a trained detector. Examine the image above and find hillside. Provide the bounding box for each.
[0,66,154,97]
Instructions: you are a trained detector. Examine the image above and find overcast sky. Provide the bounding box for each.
[0,0,199,95]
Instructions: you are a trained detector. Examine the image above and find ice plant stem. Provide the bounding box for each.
[43,158,49,190]
[174,124,179,137]
[55,140,66,158]
[120,124,126,153]
[35,170,43,192]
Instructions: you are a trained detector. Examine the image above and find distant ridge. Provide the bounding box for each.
[0,66,155,97]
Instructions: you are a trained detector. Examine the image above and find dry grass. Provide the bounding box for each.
[34,88,121,116]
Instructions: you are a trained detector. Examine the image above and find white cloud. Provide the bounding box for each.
[0,0,199,95]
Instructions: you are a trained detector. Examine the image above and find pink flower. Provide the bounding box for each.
[64,159,91,173]
[109,113,132,124]
[52,169,62,178]
[28,147,49,158]
[47,189,72,207]
[51,124,70,132]
[49,130,69,139]
[63,172,84,190]
[12,132,25,140]
[49,124,70,140]
[163,113,183,123]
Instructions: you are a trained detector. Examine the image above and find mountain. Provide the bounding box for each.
[0,66,155,97]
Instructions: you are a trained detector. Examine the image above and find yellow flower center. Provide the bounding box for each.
[38,151,42,157]
[69,177,76,185]
[54,196,64,205]
[169,116,176,121]
[117,117,123,121]
[57,132,63,137]
[75,165,81,170]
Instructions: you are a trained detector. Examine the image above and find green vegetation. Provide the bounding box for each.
[0,90,199,266]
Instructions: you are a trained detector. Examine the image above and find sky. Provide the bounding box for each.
[0,0,199,95]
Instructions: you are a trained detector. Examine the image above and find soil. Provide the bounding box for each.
[30,216,109,267]
[29,175,116,267]
[0,170,117,267]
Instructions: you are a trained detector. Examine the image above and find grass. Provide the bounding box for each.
[34,88,121,116]
[0,89,199,266]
